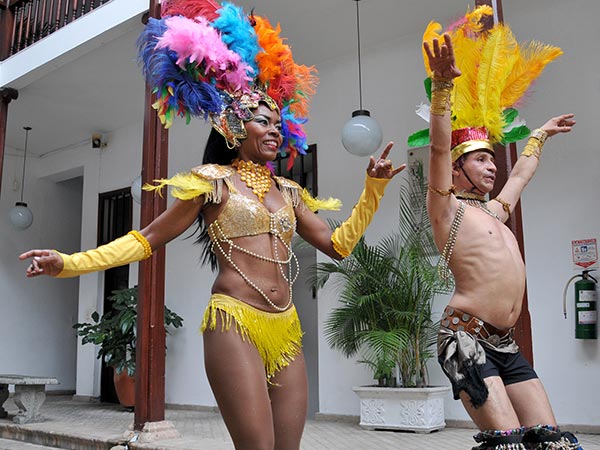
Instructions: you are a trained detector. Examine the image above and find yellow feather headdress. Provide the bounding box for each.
[408,6,562,159]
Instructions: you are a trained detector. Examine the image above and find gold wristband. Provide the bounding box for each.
[521,140,541,159]
[521,128,549,159]
[430,77,454,116]
[530,128,548,145]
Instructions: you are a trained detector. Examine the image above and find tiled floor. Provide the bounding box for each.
[0,397,598,450]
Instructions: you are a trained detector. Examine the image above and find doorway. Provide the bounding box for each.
[274,145,320,418]
[97,187,133,403]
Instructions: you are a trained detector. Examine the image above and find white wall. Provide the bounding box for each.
[1,148,82,392]
[504,0,600,428]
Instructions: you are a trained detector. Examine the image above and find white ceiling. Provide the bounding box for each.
[3,0,469,157]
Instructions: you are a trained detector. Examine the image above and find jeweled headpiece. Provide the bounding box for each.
[408,6,562,162]
[138,0,318,168]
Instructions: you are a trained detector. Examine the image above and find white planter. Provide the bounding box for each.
[352,385,451,433]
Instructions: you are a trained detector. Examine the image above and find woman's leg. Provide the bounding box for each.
[269,350,308,450]
[203,320,275,450]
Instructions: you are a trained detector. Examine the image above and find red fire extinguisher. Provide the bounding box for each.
[563,270,598,339]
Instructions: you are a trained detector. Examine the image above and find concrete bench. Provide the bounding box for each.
[0,375,59,424]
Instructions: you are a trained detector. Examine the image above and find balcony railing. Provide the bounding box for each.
[0,0,113,60]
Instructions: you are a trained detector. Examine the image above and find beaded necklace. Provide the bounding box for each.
[231,158,272,202]
[208,205,299,312]
[455,192,500,220]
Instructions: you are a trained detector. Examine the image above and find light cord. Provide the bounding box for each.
[20,126,31,203]
[355,0,363,110]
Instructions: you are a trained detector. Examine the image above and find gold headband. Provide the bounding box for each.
[451,140,494,162]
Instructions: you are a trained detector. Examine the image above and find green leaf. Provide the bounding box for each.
[424,77,432,101]
[502,125,531,144]
[407,128,430,148]
[502,108,518,125]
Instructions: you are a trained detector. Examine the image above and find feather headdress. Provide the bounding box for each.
[408,6,562,160]
[138,0,318,169]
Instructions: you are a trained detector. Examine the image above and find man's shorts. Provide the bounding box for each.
[480,344,539,385]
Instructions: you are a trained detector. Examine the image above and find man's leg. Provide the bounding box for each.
[460,376,520,430]
[505,378,556,427]
[507,379,582,450]
[460,376,526,449]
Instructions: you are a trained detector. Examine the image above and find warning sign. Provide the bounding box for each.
[572,238,598,270]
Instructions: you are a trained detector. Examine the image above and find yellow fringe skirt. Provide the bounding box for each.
[201,293,303,379]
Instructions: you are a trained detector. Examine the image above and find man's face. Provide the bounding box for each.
[453,150,497,193]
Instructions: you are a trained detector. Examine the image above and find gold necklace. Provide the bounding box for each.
[232,158,272,202]
[455,192,499,220]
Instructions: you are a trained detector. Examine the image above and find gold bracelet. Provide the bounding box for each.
[428,184,456,196]
[530,128,548,145]
[430,77,454,116]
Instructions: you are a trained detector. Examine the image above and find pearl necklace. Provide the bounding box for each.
[209,219,299,312]
[231,158,272,202]
[455,192,500,220]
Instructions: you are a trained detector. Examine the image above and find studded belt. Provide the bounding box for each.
[441,306,513,347]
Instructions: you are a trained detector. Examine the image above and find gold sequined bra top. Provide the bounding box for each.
[192,165,301,311]
[207,178,296,244]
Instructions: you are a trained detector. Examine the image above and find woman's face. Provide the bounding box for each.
[237,104,283,163]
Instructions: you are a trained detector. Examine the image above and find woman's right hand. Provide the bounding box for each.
[19,250,64,278]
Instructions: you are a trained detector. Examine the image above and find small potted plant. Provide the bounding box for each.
[311,161,452,432]
[73,286,183,406]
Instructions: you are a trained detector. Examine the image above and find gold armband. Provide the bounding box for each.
[430,77,454,116]
[56,231,152,278]
[521,128,548,159]
[331,175,390,258]
[492,197,511,216]
[428,184,456,196]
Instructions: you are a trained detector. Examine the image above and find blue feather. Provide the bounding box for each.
[281,106,308,155]
[138,17,225,123]
[212,2,260,76]
[137,18,168,79]
[176,76,222,118]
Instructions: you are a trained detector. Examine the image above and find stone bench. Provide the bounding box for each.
[0,375,59,424]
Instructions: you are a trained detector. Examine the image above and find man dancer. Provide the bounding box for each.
[424,32,578,450]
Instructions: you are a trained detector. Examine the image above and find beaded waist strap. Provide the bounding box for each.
[441,306,513,346]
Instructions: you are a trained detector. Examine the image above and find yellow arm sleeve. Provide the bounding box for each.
[56,231,152,278]
[330,175,391,258]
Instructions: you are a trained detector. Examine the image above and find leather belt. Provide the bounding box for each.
[441,306,513,346]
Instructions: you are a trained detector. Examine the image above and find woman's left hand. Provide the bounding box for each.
[367,142,406,179]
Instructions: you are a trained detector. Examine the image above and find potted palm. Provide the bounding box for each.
[73,287,184,406]
[311,161,452,432]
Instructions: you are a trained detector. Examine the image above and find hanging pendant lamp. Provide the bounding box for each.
[341,0,382,157]
[9,126,34,230]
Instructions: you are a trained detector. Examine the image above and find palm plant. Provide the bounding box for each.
[311,161,452,387]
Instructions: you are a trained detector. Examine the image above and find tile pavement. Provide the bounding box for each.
[0,396,599,450]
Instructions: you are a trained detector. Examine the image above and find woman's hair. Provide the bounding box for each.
[202,128,238,165]
[194,129,237,271]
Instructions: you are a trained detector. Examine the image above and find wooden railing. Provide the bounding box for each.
[0,0,113,60]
